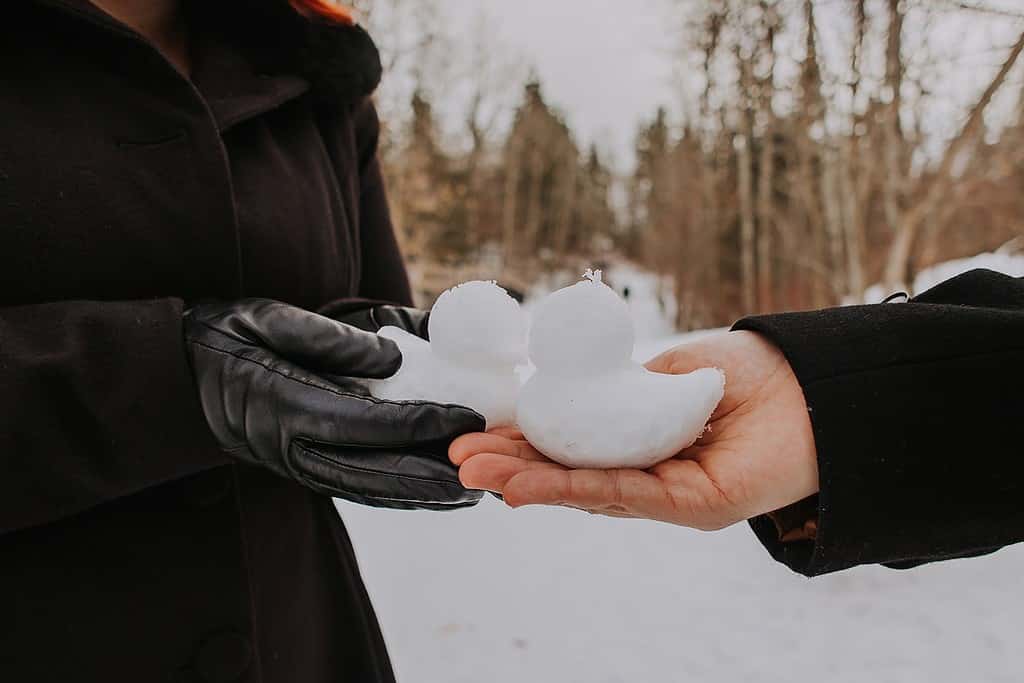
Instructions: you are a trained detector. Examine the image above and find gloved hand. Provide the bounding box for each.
[316,298,430,338]
[184,299,486,510]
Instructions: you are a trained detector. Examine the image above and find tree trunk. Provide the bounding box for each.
[821,144,847,299]
[552,154,579,255]
[737,132,756,313]
[881,0,906,257]
[756,0,778,312]
[839,138,866,301]
[501,142,522,270]
[522,148,546,256]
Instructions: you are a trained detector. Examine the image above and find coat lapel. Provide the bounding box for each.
[190,28,312,134]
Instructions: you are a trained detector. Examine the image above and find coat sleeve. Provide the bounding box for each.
[352,99,414,307]
[0,298,226,535]
[732,269,1024,576]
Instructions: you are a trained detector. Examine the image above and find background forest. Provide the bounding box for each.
[335,4,1024,681]
[350,0,1024,329]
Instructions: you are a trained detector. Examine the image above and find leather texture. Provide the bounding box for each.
[317,299,431,339]
[184,299,485,510]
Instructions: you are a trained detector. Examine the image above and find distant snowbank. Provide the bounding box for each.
[860,244,1024,303]
[522,247,1024,362]
[522,262,678,342]
[912,249,1024,293]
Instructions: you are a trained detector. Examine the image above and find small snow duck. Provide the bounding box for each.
[517,270,725,469]
[368,281,526,428]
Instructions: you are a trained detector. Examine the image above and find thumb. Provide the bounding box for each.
[644,343,708,376]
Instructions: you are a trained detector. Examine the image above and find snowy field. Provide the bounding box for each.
[338,497,1024,683]
[340,255,1024,682]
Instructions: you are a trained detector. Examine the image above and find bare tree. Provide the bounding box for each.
[371,0,1024,315]
[883,29,1024,288]
[756,0,779,311]
[736,42,757,313]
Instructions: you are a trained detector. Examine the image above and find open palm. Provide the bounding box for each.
[450,331,819,530]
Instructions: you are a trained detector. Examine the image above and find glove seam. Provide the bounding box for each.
[295,467,471,506]
[189,338,469,410]
[292,441,469,489]
[188,313,269,348]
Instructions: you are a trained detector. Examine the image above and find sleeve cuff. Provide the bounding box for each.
[733,274,1024,575]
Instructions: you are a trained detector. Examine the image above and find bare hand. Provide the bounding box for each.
[449,331,819,530]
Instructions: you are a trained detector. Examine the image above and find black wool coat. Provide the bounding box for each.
[736,269,1024,576]
[1,2,408,681]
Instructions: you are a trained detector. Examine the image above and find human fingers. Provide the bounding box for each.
[449,431,548,466]
[643,335,723,376]
[502,468,664,513]
[457,452,564,492]
[487,426,526,440]
[647,455,750,530]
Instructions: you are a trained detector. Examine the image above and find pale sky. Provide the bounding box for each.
[446,0,677,168]
[373,0,1024,171]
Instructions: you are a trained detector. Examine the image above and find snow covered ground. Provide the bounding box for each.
[341,332,1024,683]
[339,496,1024,683]
[338,257,1024,682]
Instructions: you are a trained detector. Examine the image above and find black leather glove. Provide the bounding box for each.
[317,299,430,338]
[320,299,509,504]
[184,299,486,510]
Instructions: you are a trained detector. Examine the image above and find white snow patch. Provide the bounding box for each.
[339,490,1024,683]
[367,281,526,428]
[519,274,723,469]
[339,290,1024,682]
[342,260,1023,682]
[855,244,1024,304]
[912,249,1024,294]
[522,262,679,343]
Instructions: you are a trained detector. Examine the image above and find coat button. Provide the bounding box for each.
[194,630,253,683]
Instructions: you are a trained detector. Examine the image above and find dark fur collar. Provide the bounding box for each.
[198,1,383,109]
[25,0,383,109]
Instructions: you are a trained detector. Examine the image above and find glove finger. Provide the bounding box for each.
[330,305,431,339]
[289,440,484,507]
[333,491,483,512]
[316,298,390,322]
[369,306,431,339]
[269,365,487,448]
[227,299,402,379]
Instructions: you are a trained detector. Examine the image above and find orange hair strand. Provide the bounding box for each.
[289,0,355,25]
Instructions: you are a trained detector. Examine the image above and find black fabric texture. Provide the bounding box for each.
[734,269,1024,576]
[1,2,416,680]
